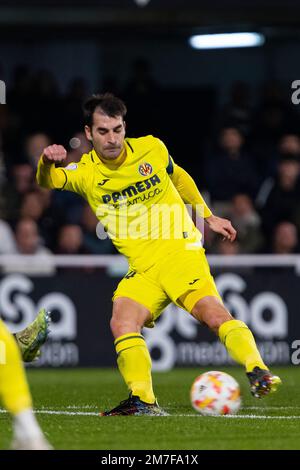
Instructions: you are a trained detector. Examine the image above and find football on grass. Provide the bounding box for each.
[190,371,242,416]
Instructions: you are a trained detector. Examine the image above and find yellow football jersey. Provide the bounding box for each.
[39,135,202,272]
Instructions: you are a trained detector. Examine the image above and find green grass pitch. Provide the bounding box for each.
[0,367,299,450]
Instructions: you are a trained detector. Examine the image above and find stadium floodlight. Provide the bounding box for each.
[134,0,151,6]
[189,32,265,49]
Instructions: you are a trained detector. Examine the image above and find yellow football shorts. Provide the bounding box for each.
[113,247,222,327]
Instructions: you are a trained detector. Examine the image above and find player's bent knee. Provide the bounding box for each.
[111,297,152,338]
[191,297,232,334]
[204,315,230,334]
[110,316,139,338]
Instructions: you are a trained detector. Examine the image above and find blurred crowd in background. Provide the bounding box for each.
[1,60,300,263]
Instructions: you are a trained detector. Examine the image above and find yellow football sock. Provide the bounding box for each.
[115,333,155,404]
[0,320,32,415]
[218,319,268,373]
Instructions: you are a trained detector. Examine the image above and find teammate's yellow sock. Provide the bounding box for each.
[0,320,32,415]
[218,319,268,373]
[115,333,155,404]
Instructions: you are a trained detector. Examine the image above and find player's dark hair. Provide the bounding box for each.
[83,93,127,127]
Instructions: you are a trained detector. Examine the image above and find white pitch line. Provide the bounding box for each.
[1,409,300,419]
[243,406,300,410]
[13,404,297,412]
[0,409,99,416]
[212,415,300,420]
[36,410,100,416]
[37,405,300,411]
[168,414,300,419]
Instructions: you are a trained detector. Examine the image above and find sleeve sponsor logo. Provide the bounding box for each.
[65,163,78,171]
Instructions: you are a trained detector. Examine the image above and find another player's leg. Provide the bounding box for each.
[180,292,281,398]
[14,308,51,362]
[0,320,52,449]
[100,297,165,416]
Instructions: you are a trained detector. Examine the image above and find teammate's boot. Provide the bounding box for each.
[14,309,51,362]
[100,394,167,416]
[246,367,282,398]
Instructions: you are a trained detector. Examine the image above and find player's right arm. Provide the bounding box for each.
[37,144,87,195]
[36,144,68,189]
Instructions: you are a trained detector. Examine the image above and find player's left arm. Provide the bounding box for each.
[168,158,237,242]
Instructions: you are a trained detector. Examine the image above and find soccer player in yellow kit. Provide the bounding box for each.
[37,93,281,416]
[0,319,52,449]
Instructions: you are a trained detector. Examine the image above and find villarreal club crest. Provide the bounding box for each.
[139,162,153,176]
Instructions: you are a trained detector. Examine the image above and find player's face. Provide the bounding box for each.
[85,112,126,160]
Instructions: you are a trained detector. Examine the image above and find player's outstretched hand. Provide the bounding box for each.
[206,214,237,242]
[42,144,67,164]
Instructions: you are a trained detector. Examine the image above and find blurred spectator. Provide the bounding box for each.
[8,65,33,118]
[220,81,253,137]
[66,132,92,165]
[62,77,87,139]
[53,190,85,226]
[20,189,66,250]
[13,164,34,194]
[125,58,158,97]
[2,218,55,275]
[271,221,299,254]
[0,219,16,254]
[25,132,52,169]
[124,58,160,135]
[26,69,62,138]
[205,127,259,202]
[279,133,300,156]
[0,107,8,184]
[15,218,50,255]
[20,191,44,221]
[81,204,116,254]
[52,132,87,224]
[32,68,59,102]
[251,80,300,176]
[65,77,87,103]
[257,153,300,238]
[254,81,299,141]
[9,65,32,100]
[0,154,7,217]
[227,194,263,253]
[2,164,35,222]
[263,133,300,177]
[56,224,86,255]
[215,239,241,255]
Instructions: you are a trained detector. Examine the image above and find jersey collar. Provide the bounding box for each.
[91,140,133,169]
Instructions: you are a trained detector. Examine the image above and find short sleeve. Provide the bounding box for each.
[59,162,87,196]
